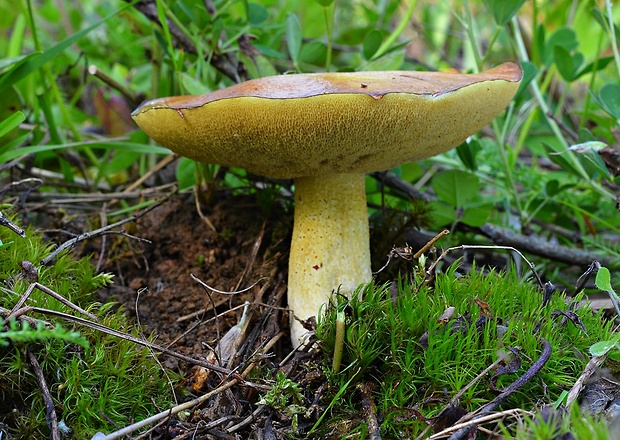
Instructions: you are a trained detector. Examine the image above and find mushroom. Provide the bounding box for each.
[131,62,523,345]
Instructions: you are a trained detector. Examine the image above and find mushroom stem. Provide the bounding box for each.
[288,173,372,345]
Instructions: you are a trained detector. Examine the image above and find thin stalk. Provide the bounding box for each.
[370,0,419,61]
[324,4,334,71]
[492,113,524,218]
[605,0,620,76]
[461,0,483,69]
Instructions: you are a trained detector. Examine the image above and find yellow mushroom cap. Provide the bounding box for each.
[131,63,522,179]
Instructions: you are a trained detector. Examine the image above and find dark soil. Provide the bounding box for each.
[97,191,294,369]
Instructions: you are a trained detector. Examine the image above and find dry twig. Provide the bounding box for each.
[27,350,60,440]
[40,196,170,265]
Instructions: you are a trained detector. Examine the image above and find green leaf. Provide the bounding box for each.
[598,84,620,120]
[554,45,583,81]
[286,13,302,71]
[595,267,613,292]
[429,200,457,227]
[0,111,25,138]
[574,56,614,79]
[300,41,327,66]
[580,149,612,180]
[362,51,404,71]
[0,4,131,93]
[482,0,526,25]
[545,180,563,197]
[248,3,269,26]
[460,206,490,227]
[456,139,481,171]
[176,157,198,191]
[431,170,480,208]
[362,29,383,60]
[542,27,578,66]
[515,61,536,98]
[543,143,582,178]
[589,334,620,357]
[180,72,210,96]
[315,0,335,6]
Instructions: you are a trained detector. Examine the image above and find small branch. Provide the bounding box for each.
[3,281,98,325]
[444,339,552,440]
[94,374,240,440]
[358,382,382,440]
[475,223,612,268]
[9,305,237,376]
[94,332,282,440]
[566,354,607,407]
[27,350,60,440]
[0,211,26,237]
[40,196,168,266]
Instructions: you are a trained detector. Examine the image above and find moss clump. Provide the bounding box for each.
[0,224,176,438]
[316,265,616,438]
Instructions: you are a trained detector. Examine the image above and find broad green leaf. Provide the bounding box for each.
[286,13,302,70]
[589,338,618,357]
[363,29,383,60]
[579,149,612,180]
[460,206,491,227]
[515,61,536,98]
[429,200,457,227]
[456,139,481,171]
[362,51,404,71]
[431,170,480,208]
[598,84,620,120]
[253,43,288,60]
[180,73,210,96]
[176,157,198,191]
[595,266,613,292]
[315,0,335,6]
[0,112,25,138]
[545,180,560,197]
[300,41,327,66]
[248,3,268,26]
[574,56,614,79]
[0,4,131,93]
[543,27,578,66]
[238,53,278,78]
[543,143,582,178]
[554,45,583,81]
[482,0,526,25]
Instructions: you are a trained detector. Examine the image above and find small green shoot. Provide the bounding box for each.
[0,320,89,349]
[589,266,620,357]
[258,371,309,431]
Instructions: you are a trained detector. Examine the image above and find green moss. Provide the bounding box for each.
[0,224,176,438]
[317,265,616,438]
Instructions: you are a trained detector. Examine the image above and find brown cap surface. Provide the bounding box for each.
[132,63,522,179]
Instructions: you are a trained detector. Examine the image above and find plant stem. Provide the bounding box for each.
[324,5,334,71]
